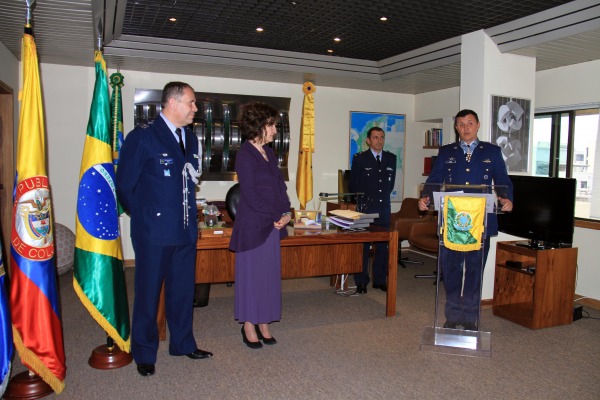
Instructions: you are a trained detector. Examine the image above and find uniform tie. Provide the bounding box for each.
[175,128,185,155]
[376,154,381,168]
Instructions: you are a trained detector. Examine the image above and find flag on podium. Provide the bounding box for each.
[73,50,131,353]
[0,240,13,397]
[10,30,66,394]
[296,82,315,209]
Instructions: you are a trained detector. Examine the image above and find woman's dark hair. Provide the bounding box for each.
[239,102,279,141]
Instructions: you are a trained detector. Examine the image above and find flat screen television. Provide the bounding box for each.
[497,175,576,249]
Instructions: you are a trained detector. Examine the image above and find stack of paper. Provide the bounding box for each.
[327,209,379,229]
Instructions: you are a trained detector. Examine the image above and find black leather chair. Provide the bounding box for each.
[225,183,241,221]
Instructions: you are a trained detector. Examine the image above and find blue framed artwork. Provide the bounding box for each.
[349,111,406,202]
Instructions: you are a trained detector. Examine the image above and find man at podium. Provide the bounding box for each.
[418,109,513,330]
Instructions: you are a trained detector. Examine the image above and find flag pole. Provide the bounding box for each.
[5,1,59,399]
[82,21,132,370]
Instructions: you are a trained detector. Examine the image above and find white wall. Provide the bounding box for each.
[535,60,600,108]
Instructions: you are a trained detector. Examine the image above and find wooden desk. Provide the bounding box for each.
[158,226,398,340]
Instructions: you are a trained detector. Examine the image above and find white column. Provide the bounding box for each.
[459,30,537,299]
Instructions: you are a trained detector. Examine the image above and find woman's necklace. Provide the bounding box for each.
[252,141,269,161]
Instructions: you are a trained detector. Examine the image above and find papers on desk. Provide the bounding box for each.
[327,210,379,230]
[329,209,378,221]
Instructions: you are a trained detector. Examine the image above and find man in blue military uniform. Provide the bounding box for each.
[419,109,513,331]
[350,127,397,294]
[117,82,212,377]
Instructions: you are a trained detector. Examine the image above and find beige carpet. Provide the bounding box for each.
[9,252,600,399]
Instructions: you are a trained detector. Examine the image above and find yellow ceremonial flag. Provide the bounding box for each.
[296,82,315,209]
[10,31,66,394]
[443,196,486,252]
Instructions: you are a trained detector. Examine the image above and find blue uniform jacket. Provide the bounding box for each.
[425,141,513,236]
[349,150,397,213]
[116,115,200,246]
[229,140,291,253]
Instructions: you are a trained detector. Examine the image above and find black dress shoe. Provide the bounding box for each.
[254,324,277,345]
[462,322,478,331]
[356,284,367,294]
[443,321,458,329]
[372,283,387,292]
[136,364,155,377]
[185,348,213,359]
[241,326,262,349]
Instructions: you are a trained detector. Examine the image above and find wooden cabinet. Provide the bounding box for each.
[493,241,577,329]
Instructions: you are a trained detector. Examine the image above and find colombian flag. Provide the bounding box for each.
[72,51,131,352]
[443,196,486,252]
[10,32,66,394]
[1,241,13,397]
[296,82,315,209]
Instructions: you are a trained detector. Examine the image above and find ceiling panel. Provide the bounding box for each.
[0,0,598,94]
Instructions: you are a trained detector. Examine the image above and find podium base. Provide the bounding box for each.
[88,344,133,369]
[419,326,492,358]
[3,371,53,400]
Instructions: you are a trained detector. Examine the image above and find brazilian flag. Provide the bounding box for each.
[73,51,130,352]
[443,196,486,252]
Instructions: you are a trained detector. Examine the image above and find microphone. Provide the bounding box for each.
[318,192,364,198]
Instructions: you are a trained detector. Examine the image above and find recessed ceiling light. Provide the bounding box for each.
[168,17,177,22]
[333,37,341,42]
[327,49,334,53]
[256,27,264,32]
[380,16,388,21]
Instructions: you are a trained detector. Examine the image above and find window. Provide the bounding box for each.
[533,108,600,222]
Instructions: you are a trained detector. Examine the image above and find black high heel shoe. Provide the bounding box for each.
[254,324,277,345]
[241,326,262,349]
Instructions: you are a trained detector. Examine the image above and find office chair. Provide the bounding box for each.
[225,183,241,221]
[392,198,434,268]
[408,219,439,282]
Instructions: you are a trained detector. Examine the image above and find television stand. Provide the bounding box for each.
[493,241,577,329]
[515,239,545,249]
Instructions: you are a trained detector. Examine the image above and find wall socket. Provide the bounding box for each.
[573,305,583,321]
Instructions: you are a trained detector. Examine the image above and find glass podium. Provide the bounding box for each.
[418,184,508,358]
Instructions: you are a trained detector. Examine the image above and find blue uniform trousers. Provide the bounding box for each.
[440,237,490,325]
[354,206,391,287]
[131,238,197,364]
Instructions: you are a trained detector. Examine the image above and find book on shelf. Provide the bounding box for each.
[424,128,443,147]
[424,157,432,174]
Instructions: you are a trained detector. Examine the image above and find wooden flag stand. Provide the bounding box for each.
[88,336,132,369]
[4,371,53,400]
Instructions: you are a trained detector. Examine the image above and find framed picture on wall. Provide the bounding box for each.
[490,95,531,173]
[349,111,406,202]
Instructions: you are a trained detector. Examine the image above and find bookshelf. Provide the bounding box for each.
[423,128,442,175]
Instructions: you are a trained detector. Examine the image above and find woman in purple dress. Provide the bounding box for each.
[229,102,292,349]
